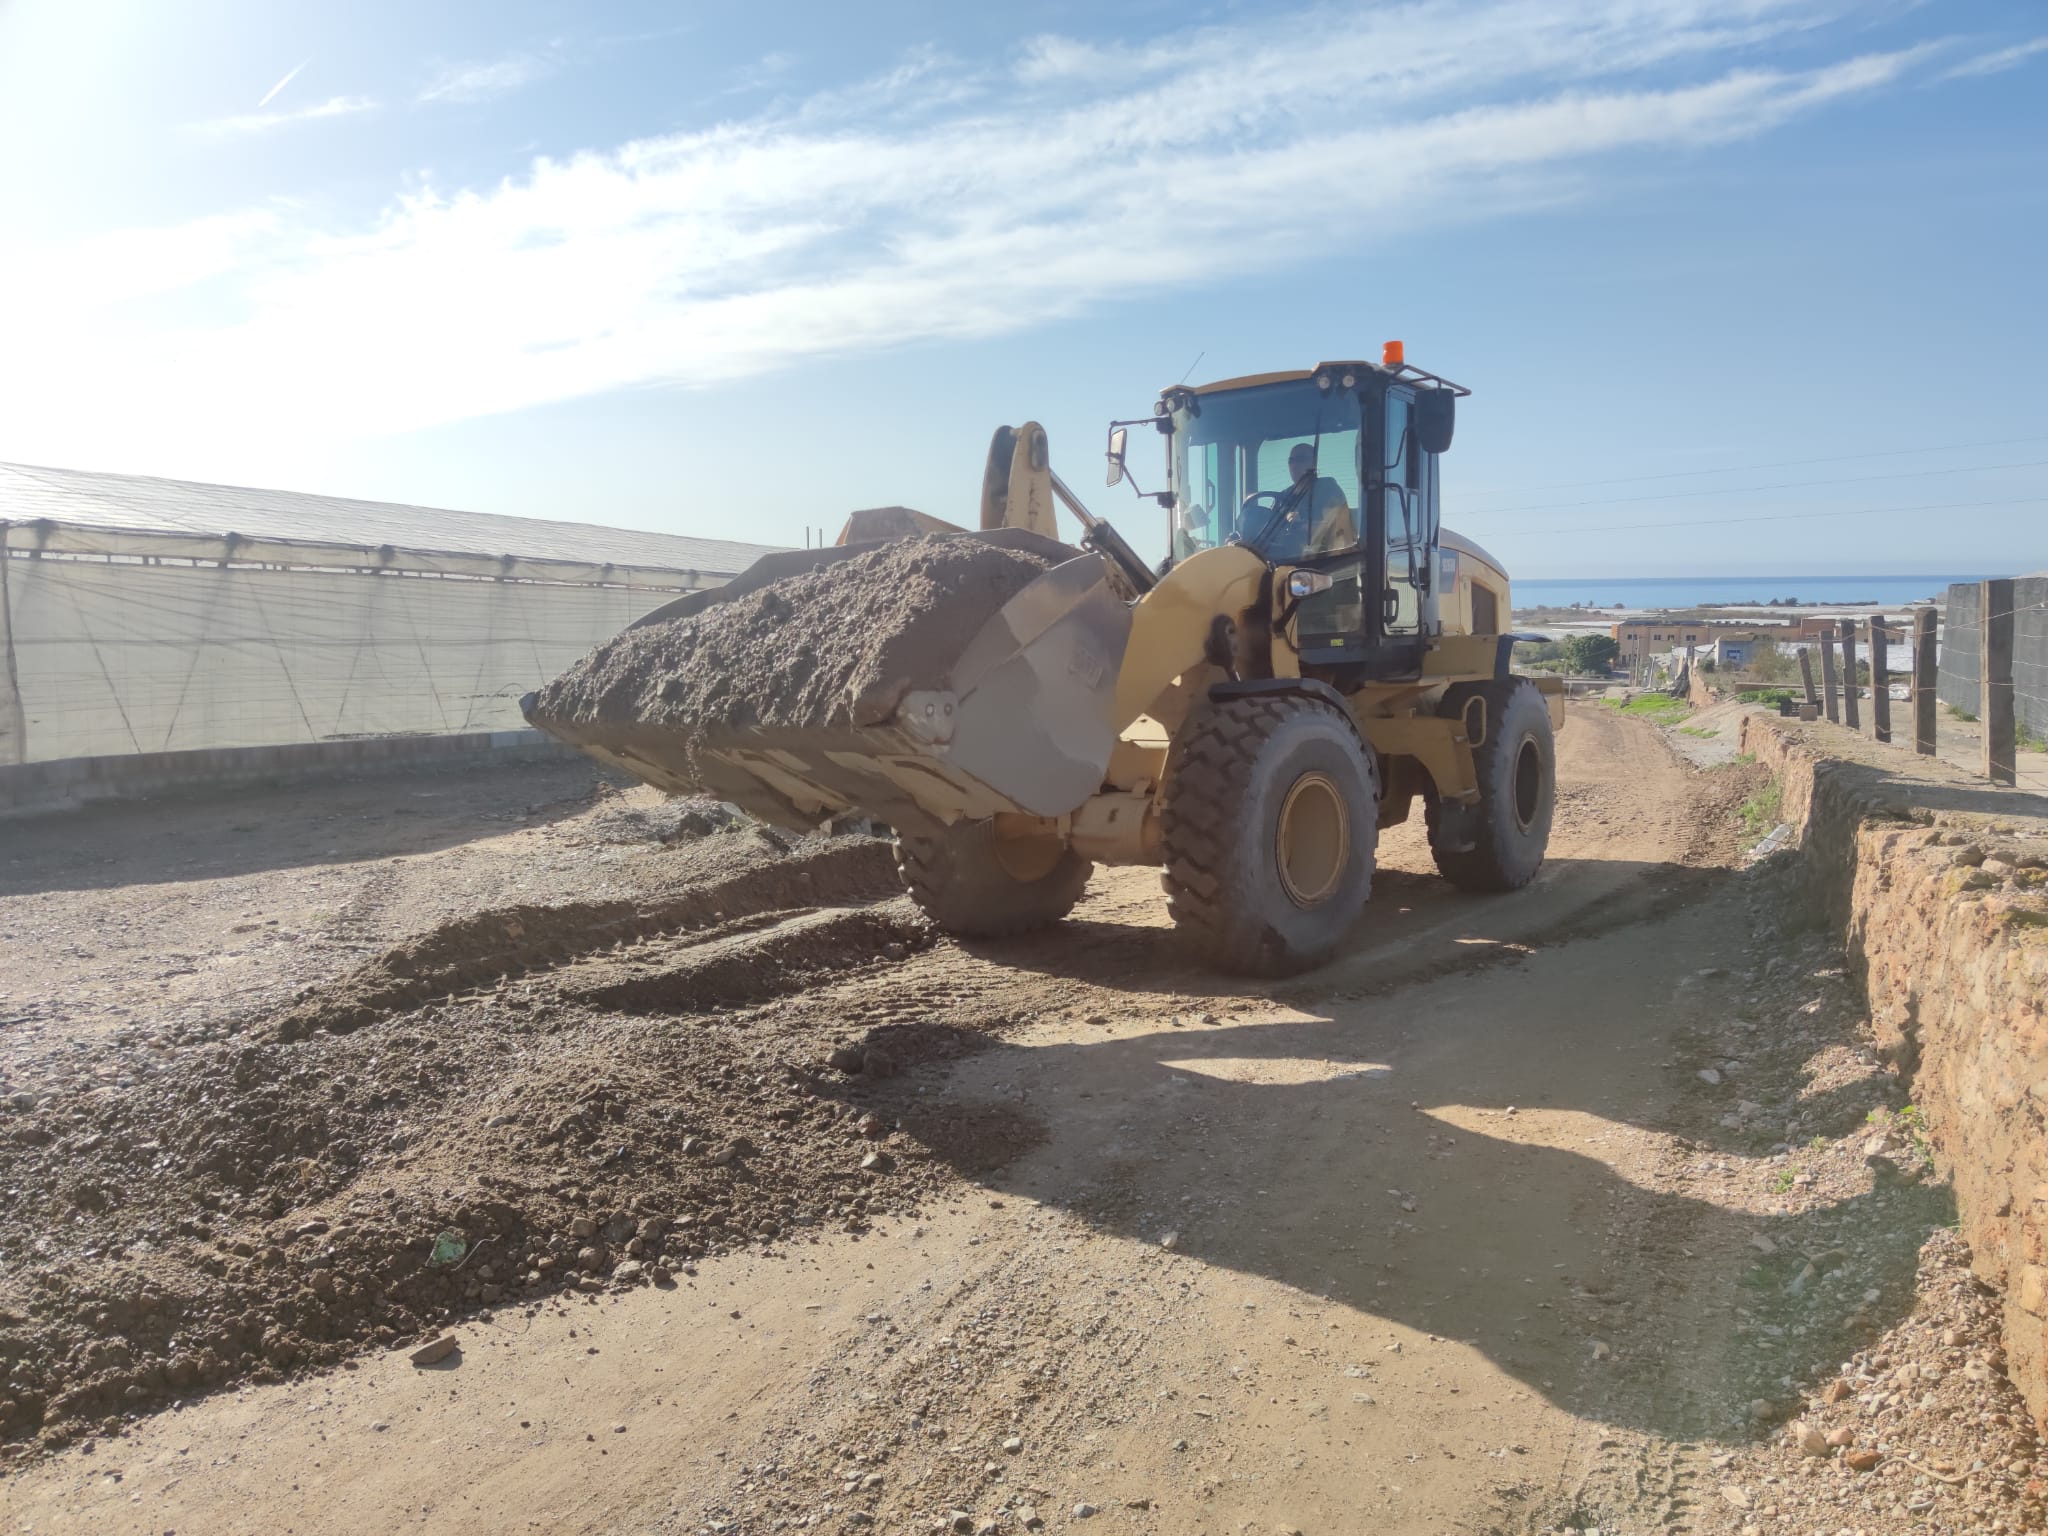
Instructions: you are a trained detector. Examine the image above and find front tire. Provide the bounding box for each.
[1426,680,1555,892]
[1160,695,1379,976]
[896,819,1092,938]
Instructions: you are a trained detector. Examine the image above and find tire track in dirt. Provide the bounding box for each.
[271,838,901,1039]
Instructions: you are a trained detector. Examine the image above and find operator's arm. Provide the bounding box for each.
[1308,482,1357,554]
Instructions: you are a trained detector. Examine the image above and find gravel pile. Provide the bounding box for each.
[530,535,1063,735]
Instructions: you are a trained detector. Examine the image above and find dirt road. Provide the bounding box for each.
[5,707,2028,1534]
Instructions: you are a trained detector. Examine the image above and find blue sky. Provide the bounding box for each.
[0,0,2043,578]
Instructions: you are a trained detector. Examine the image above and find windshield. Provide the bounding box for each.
[1168,377,1363,563]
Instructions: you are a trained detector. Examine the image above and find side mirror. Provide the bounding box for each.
[1105,427,1128,487]
[1416,390,1455,455]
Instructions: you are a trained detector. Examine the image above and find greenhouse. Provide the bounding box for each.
[0,461,780,768]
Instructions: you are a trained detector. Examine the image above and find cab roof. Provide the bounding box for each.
[1174,359,1469,399]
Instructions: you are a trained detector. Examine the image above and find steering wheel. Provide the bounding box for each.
[1236,489,1295,545]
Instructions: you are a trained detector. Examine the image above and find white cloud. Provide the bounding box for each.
[0,1,1952,471]
[419,54,551,105]
[196,94,377,137]
[1938,36,2048,81]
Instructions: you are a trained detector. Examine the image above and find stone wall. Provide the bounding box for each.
[1740,713,2048,1426]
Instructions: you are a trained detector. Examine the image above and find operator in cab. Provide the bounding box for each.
[1263,443,1355,558]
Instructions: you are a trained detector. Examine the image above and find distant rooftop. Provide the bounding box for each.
[0,461,784,580]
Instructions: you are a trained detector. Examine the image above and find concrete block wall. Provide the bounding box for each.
[1742,714,2048,1428]
[1939,578,2048,740]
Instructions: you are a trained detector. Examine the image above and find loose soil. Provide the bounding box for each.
[530,535,1063,733]
[2,704,2041,1536]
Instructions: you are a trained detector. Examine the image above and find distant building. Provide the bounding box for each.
[1611,617,1794,661]
[1713,635,1769,668]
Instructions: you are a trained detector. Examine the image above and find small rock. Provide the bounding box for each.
[827,1044,866,1074]
[409,1335,459,1367]
[1844,1448,1882,1471]
[613,1260,645,1283]
[1789,1421,1828,1458]
[577,1245,608,1272]
[1697,1068,1723,1086]
[1590,1339,1611,1361]
[1001,1435,1022,1454]
[708,1142,739,1167]
[1940,1326,1965,1348]
[1072,1504,1097,1520]
[862,1048,898,1078]
[570,1216,598,1239]
[861,1150,894,1173]
[1825,1427,1855,1448]
[1822,1378,1853,1404]
[1749,1234,1777,1255]
[1017,1509,1042,1531]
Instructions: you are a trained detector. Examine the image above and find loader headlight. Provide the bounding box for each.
[1285,569,1333,599]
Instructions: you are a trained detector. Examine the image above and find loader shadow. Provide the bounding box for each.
[876,1014,1952,1443]
[953,855,1729,1000]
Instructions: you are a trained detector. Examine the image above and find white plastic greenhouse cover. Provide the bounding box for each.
[0,461,788,766]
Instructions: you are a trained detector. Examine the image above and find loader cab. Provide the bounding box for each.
[1155,354,1468,681]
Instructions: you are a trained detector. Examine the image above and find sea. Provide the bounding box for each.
[1513,574,1979,612]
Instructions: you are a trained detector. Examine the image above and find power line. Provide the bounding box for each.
[1461,458,2048,517]
[1463,433,2048,501]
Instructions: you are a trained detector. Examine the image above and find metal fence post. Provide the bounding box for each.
[1869,614,1891,744]
[1819,633,1839,722]
[1839,618,1860,730]
[1982,578,2016,786]
[1914,608,1937,756]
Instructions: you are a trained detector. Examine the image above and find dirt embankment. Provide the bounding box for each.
[1739,710,2048,1427]
[0,769,1038,1461]
[531,535,1061,734]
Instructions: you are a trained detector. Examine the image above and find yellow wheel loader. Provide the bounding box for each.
[525,345,1563,975]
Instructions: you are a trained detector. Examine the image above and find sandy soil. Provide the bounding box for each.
[2,707,2039,1534]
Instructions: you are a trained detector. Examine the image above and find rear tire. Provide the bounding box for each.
[1160,695,1379,976]
[896,819,1092,937]
[1426,680,1555,892]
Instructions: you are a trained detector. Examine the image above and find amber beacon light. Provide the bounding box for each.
[1382,339,1405,368]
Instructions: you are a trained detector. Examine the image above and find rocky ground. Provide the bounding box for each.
[1,703,2041,1535]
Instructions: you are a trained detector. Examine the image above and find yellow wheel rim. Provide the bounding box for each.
[1275,771,1349,908]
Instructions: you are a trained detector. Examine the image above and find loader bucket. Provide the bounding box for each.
[523,537,1131,835]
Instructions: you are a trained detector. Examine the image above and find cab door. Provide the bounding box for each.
[1357,385,1430,678]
